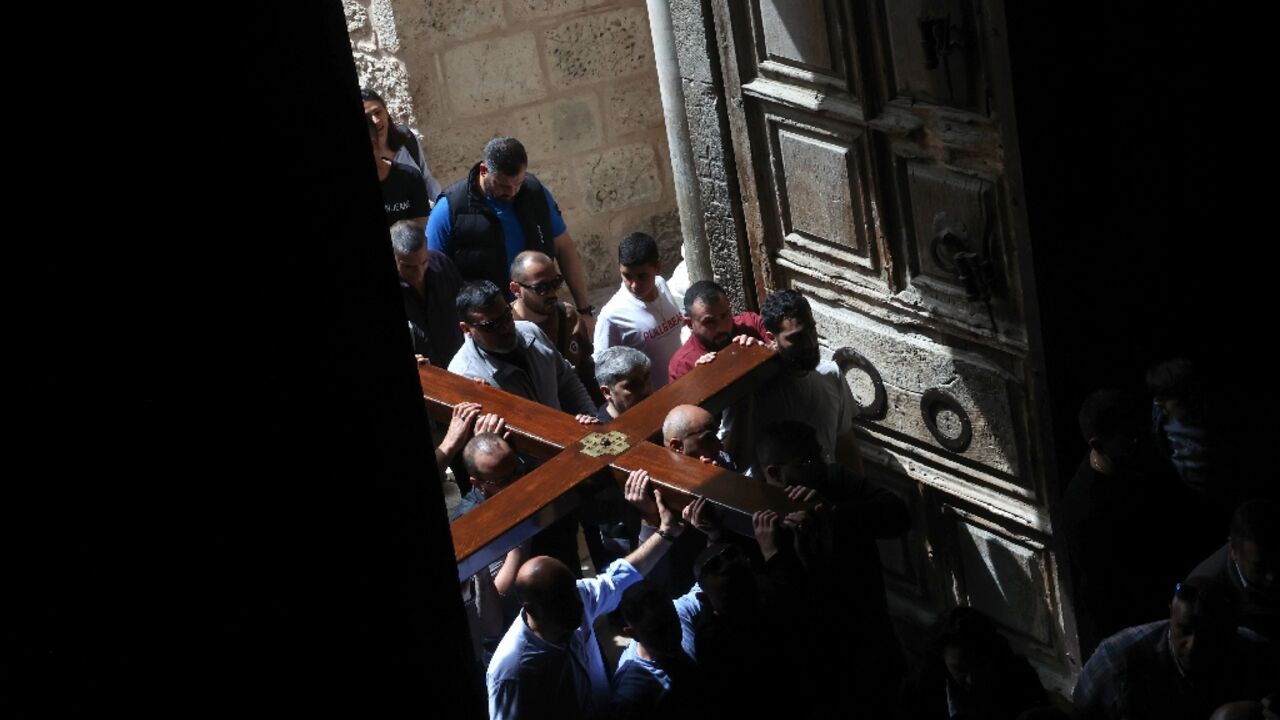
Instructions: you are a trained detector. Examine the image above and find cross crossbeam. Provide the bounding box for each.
[420,343,803,580]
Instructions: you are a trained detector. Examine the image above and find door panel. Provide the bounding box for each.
[710,0,1077,692]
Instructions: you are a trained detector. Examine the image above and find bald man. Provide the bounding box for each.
[509,250,602,406]
[662,404,735,470]
[487,471,687,720]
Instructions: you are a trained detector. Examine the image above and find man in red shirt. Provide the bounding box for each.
[667,280,767,384]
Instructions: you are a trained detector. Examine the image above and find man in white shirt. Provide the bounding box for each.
[486,470,688,720]
[592,233,684,390]
[754,289,863,473]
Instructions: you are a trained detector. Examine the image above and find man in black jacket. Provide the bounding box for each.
[427,136,596,333]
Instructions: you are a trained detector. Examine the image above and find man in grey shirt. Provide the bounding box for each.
[448,280,598,420]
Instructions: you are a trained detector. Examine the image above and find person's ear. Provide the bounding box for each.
[600,385,613,402]
[1086,436,1103,452]
[469,475,484,491]
[459,321,473,337]
[682,315,692,328]
[509,280,522,297]
[667,437,683,453]
[763,330,775,343]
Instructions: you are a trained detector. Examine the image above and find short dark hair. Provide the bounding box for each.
[756,420,823,468]
[617,580,676,644]
[1146,357,1198,400]
[693,542,756,615]
[683,280,726,316]
[760,289,812,333]
[1076,388,1145,441]
[618,232,659,267]
[456,280,505,319]
[1230,499,1277,549]
[483,137,528,177]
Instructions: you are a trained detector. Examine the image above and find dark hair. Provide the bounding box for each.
[1230,499,1277,549]
[683,280,726,316]
[360,87,411,151]
[456,280,505,319]
[1076,388,1145,441]
[1146,357,1197,399]
[693,542,757,616]
[760,289,812,333]
[756,420,823,468]
[618,581,677,645]
[618,232,659,267]
[930,606,1014,663]
[483,137,528,177]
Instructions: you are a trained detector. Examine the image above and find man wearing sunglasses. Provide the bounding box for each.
[448,280,598,421]
[509,251,602,407]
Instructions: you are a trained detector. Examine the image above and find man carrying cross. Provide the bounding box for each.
[487,470,689,720]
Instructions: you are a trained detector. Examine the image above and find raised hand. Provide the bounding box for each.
[624,469,659,526]
[474,412,510,439]
[753,509,782,560]
[785,485,822,503]
[682,496,721,538]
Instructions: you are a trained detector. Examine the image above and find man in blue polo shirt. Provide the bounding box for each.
[428,136,596,333]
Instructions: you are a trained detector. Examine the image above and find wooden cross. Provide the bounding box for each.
[418,343,809,580]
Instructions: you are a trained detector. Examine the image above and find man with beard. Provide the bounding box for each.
[509,250,602,406]
[753,289,863,473]
[447,280,598,420]
[428,137,595,331]
[1073,578,1277,720]
[666,280,767,384]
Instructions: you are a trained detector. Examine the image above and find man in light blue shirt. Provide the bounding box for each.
[486,471,687,720]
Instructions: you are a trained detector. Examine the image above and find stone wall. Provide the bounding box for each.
[346,0,681,295]
[669,0,754,312]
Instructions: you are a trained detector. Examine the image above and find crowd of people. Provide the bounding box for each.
[365,97,1277,719]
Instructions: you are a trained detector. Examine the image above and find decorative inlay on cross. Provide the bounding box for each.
[419,343,809,581]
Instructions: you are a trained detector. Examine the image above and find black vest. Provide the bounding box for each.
[443,163,555,288]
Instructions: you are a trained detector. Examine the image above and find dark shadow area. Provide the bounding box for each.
[1006,3,1267,500]
[20,2,485,716]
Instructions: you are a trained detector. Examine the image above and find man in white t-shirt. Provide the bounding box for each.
[754,289,864,473]
[593,232,684,389]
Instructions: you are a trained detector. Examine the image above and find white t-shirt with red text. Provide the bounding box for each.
[593,275,684,389]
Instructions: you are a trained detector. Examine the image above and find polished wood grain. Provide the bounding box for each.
[420,343,802,580]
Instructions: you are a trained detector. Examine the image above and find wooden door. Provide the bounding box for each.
[709,0,1079,692]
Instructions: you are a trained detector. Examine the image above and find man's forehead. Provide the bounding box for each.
[471,301,507,318]
[693,295,729,316]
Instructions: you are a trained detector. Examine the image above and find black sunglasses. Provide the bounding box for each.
[467,307,514,330]
[516,276,565,295]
